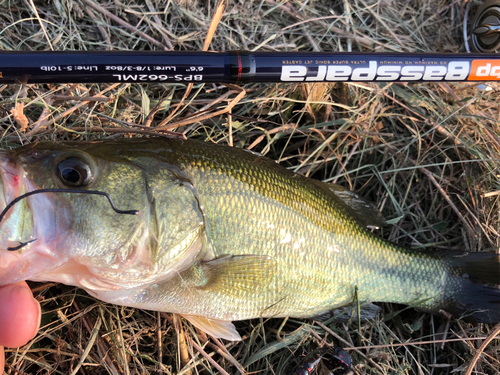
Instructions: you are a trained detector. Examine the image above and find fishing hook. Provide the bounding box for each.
[0,188,139,251]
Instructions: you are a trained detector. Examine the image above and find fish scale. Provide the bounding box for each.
[152,140,452,318]
[0,138,498,340]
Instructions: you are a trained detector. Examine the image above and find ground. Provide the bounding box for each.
[1,0,500,374]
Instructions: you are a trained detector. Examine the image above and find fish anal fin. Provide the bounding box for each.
[199,254,276,294]
[182,315,241,341]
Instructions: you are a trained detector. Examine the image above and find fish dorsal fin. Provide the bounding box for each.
[311,179,386,230]
[199,254,276,294]
[181,315,241,341]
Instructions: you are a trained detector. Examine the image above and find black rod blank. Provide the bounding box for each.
[1,50,500,84]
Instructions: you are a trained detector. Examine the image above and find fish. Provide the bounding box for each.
[0,137,499,340]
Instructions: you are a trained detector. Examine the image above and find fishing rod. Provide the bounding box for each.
[1,50,500,84]
[0,0,499,85]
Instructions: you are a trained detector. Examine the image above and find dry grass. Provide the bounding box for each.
[1,0,500,374]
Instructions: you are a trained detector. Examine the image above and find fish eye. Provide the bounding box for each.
[56,157,92,187]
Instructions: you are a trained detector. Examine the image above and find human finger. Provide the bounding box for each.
[0,282,41,348]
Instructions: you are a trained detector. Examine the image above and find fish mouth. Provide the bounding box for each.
[0,152,35,252]
[0,152,71,286]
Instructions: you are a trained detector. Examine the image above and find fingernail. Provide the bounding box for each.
[33,296,41,328]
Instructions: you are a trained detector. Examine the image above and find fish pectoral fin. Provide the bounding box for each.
[199,254,276,294]
[181,315,241,341]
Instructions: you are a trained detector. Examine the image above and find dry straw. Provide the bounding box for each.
[1,0,499,374]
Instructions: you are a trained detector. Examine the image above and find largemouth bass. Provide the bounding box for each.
[0,138,498,340]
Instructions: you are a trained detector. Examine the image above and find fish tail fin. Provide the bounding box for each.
[445,252,500,323]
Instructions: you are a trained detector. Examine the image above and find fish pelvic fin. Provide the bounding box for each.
[181,315,241,341]
[199,254,276,294]
[443,252,500,323]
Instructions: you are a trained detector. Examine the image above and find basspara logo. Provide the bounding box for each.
[280,61,471,82]
[469,60,500,80]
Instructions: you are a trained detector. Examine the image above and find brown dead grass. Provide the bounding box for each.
[1,0,500,374]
